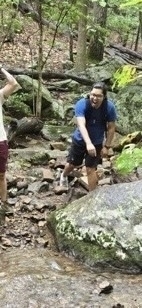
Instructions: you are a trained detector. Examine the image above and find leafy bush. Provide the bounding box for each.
[114,147,142,174]
[5,93,32,118]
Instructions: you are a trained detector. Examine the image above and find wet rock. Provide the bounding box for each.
[42,168,54,183]
[29,225,39,235]
[35,237,48,247]
[1,237,12,247]
[17,180,28,190]
[38,220,47,227]
[38,181,49,193]
[8,187,18,198]
[20,204,34,212]
[50,141,66,151]
[98,177,112,185]
[48,159,56,168]
[78,176,88,190]
[136,167,142,179]
[99,281,113,295]
[22,196,32,204]
[28,181,41,193]
[7,197,18,205]
[51,180,142,272]
[54,156,67,169]
[102,159,111,169]
[54,186,68,195]
[7,174,17,188]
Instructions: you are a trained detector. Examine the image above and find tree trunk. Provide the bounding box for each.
[134,24,140,51]
[88,0,108,62]
[75,0,88,72]
[69,29,74,62]
[36,0,43,118]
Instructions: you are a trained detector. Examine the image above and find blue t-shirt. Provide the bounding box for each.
[73,97,117,145]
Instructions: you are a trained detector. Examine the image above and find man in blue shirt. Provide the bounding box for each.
[60,82,117,191]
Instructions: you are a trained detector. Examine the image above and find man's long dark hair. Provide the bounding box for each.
[92,82,107,99]
[86,82,108,100]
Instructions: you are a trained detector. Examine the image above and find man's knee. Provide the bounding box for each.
[86,167,96,175]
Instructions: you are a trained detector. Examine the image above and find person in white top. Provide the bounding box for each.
[0,67,19,213]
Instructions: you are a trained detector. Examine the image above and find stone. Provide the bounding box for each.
[38,182,49,193]
[79,176,89,191]
[102,160,111,169]
[42,168,54,183]
[50,141,66,151]
[54,156,67,169]
[54,186,68,195]
[98,177,112,185]
[50,180,142,272]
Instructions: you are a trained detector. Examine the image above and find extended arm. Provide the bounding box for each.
[1,67,19,97]
[76,117,96,156]
[105,121,116,148]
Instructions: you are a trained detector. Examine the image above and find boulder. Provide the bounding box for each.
[16,75,65,119]
[115,79,142,134]
[50,180,142,273]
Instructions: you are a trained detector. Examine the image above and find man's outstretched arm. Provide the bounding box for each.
[1,67,20,98]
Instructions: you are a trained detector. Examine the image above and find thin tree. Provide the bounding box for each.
[75,0,88,72]
[36,0,43,118]
[88,0,108,62]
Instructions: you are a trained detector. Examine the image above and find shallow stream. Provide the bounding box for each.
[0,248,141,308]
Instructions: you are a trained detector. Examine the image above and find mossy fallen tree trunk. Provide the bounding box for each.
[7,117,43,143]
[4,69,108,86]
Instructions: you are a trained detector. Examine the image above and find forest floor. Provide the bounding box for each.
[0,19,72,71]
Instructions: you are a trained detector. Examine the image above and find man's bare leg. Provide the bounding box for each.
[60,163,75,186]
[86,167,98,191]
[63,163,75,177]
[0,172,12,214]
[0,172,7,202]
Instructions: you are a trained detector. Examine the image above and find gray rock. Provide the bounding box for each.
[50,180,142,273]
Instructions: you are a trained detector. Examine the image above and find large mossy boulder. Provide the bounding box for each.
[16,75,65,119]
[50,180,142,273]
[85,57,127,81]
[115,79,142,134]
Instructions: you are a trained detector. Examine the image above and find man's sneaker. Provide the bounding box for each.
[60,172,68,188]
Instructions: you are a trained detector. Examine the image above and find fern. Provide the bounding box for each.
[112,65,140,89]
[114,148,142,174]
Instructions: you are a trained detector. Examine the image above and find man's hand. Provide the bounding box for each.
[101,146,108,158]
[86,143,96,156]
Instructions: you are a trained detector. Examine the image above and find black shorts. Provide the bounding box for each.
[67,138,102,168]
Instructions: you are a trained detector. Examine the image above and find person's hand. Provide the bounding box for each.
[86,143,96,156]
[101,146,108,158]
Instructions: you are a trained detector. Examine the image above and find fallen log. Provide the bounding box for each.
[109,43,142,60]
[3,68,110,86]
[7,117,44,143]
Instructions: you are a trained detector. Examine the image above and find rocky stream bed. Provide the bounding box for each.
[0,134,142,308]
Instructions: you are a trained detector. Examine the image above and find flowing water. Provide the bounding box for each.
[0,248,141,308]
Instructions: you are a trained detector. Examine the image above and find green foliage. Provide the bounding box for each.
[42,0,78,27]
[0,0,23,39]
[107,12,138,34]
[6,93,32,117]
[91,0,107,6]
[114,147,142,174]
[120,0,142,8]
[112,65,137,88]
